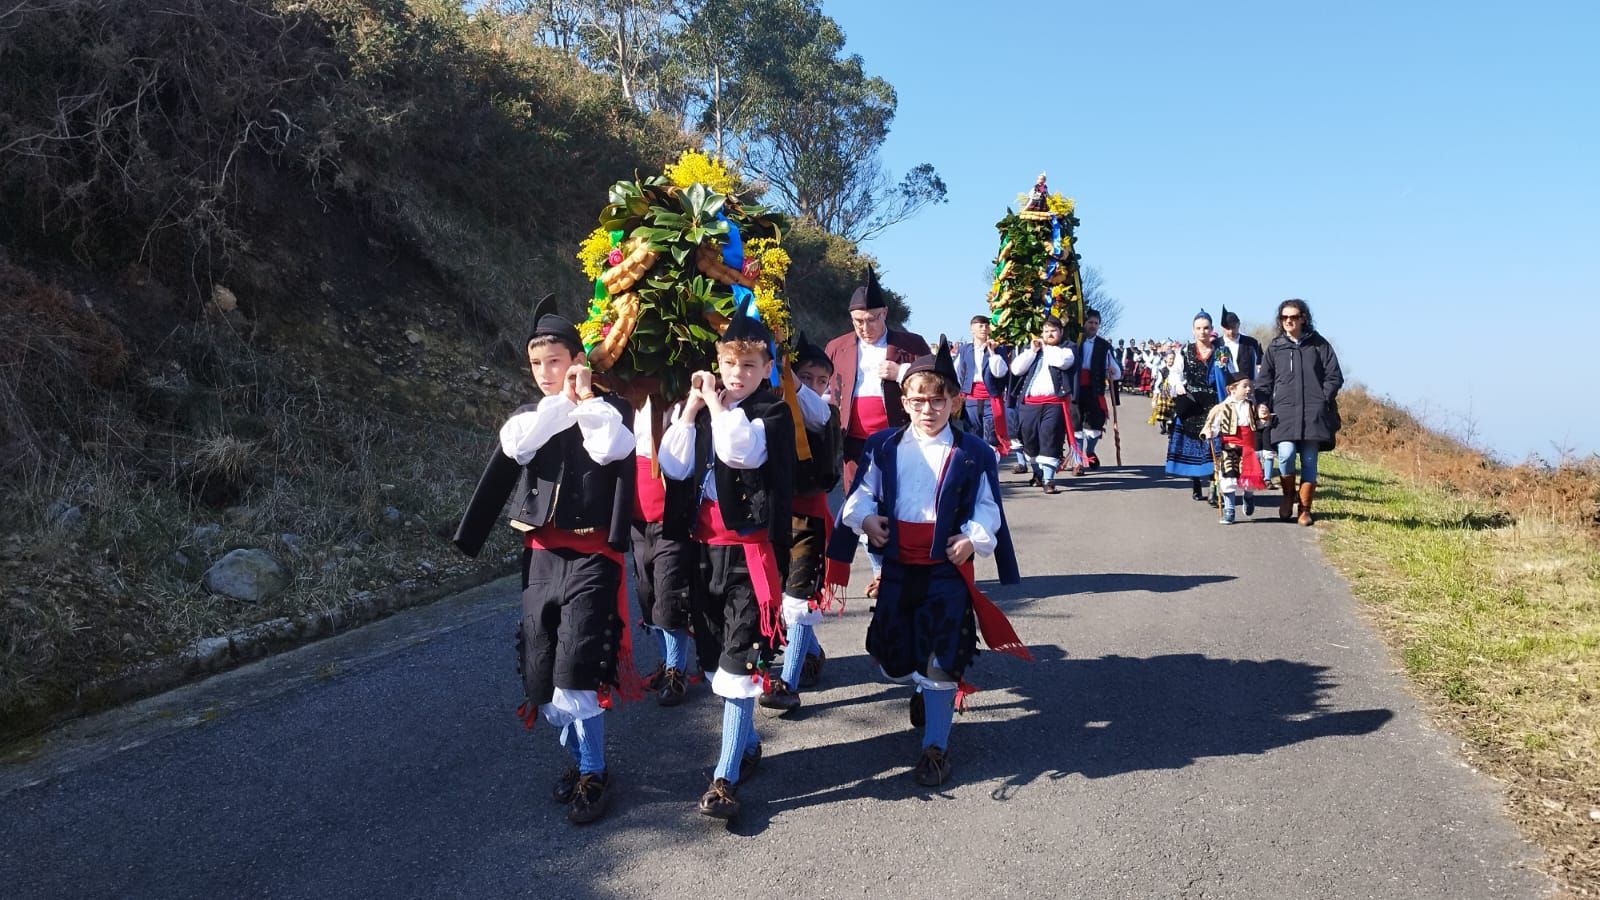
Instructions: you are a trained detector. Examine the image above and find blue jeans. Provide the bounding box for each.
[1276,441,1319,484]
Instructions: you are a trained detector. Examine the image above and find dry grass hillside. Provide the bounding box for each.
[0,0,893,735]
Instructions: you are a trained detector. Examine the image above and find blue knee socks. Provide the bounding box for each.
[559,722,581,765]
[1039,461,1059,484]
[806,631,823,661]
[779,621,812,687]
[714,697,756,782]
[921,687,956,751]
[572,714,605,774]
[662,628,691,672]
[1014,450,1028,468]
[650,626,667,662]
[1085,435,1100,457]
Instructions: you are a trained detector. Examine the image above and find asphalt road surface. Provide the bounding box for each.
[0,400,1550,898]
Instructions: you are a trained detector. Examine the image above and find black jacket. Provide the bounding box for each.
[794,405,843,497]
[662,386,795,575]
[1256,331,1344,449]
[453,393,635,555]
[1233,334,1264,376]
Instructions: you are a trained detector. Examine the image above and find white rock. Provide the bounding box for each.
[203,549,290,603]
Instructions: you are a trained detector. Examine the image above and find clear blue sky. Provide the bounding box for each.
[828,1,1599,460]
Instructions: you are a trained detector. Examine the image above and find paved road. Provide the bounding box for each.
[0,400,1550,898]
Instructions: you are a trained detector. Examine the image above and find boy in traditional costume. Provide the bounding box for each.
[825,339,1026,787]
[1008,317,1076,494]
[451,295,637,825]
[630,396,700,706]
[658,303,795,820]
[1201,372,1269,523]
[760,333,842,713]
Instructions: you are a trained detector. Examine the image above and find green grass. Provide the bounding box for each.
[1315,454,1600,891]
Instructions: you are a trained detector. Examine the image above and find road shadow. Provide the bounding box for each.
[998,464,1187,495]
[728,646,1392,833]
[990,572,1237,604]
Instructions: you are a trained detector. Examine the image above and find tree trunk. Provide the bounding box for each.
[712,58,723,161]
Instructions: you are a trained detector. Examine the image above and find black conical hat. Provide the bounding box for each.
[902,334,959,387]
[794,330,829,369]
[527,293,581,348]
[847,265,886,311]
[719,293,772,346]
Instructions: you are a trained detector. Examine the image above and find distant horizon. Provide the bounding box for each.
[825,1,1598,460]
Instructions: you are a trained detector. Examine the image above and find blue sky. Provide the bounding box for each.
[828,1,1599,460]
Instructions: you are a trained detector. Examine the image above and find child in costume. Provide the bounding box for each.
[630,396,701,706]
[451,295,636,825]
[825,338,1026,787]
[1008,317,1076,494]
[658,303,794,820]
[1201,372,1270,524]
[761,333,842,714]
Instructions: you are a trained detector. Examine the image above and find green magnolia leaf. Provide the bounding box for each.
[671,245,689,266]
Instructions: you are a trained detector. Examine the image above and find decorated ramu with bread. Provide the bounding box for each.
[575,151,795,404]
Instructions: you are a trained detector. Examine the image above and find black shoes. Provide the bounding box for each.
[1011,463,1029,475]
[567,771,611,824]
[799,647,825,689]
[643,662,666,692]
[657,667,687,706]
[551,765,579,804]
[758,678,801,715]
[913,747,952,787]
[698,778,740,819]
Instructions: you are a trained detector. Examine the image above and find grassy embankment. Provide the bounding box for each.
[0,0,889,738]
[1314,387,1598,894]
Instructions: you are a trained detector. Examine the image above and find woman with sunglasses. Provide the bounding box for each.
[1255,299,1344,525]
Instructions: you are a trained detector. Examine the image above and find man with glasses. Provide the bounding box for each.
[1256,299,1344,525]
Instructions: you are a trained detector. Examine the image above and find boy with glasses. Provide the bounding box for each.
[825,339,1026,787]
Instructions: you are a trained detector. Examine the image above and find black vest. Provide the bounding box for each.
[1008,346,1069,404]
[452,393,634,555]
[794,406,843,497]
[1072,336,1114,398]
[662,386,794,574]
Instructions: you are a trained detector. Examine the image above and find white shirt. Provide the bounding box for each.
[954,343,1010,390]
[1080,338,1123,381]
[796,382,831,431]
[1010,344,1075,397]
[499,394,632,467]
[840,425,1001,557]
[657,405,767,503]
[1221,335,1242,374]
[853,332,908,400]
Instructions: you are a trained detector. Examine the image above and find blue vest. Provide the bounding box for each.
[826,426,1019,585]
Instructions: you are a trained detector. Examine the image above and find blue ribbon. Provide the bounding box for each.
[718,212,778,385]
[1042,215,1062,318]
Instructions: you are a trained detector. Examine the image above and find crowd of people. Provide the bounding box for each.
[451,269,1344,829]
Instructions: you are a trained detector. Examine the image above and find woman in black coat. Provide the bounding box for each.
[1255,299,1343,526]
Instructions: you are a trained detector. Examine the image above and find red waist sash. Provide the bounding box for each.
[1023,395,1058,405]
[1222,426,1268,491]
[968,380,990,400]
[694,500,785,644]
[633,454,666,523]
[848,396,889,439]
[520,525,644,715]
[893,521,1031,662]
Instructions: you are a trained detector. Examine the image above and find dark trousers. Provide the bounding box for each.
[963,397,997,447]
[692,544,773,678]
[518,547,623,703]
[866,559,978,682]
[629,520,695,631]
[1019,402,1065,460]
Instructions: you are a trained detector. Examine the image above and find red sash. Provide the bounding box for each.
[893,521,1031,663]
[848,396,890,439]
[968,380,990,400]
[633,454,666,523]
[520,526,645,718]
[1223,426,1269,491]
[694,500,786,645]
[1023,395,1057,405]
